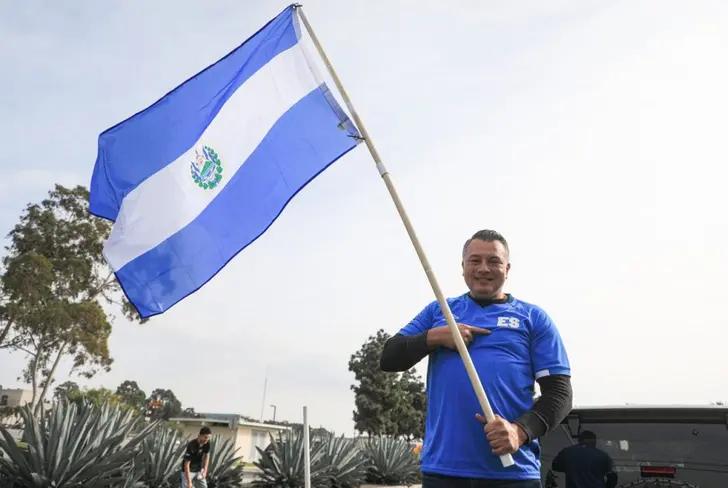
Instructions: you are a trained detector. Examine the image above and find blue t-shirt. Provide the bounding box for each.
[399,294,570,480]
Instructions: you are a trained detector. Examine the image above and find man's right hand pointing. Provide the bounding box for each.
[427,324,491,350]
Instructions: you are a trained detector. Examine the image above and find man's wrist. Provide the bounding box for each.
[514,422,529,446]
[425,329,440,349]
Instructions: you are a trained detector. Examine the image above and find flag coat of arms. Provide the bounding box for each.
[90,5,360,318]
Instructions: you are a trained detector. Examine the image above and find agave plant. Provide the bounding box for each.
[253,428,329,488]
[319,434,367,488]
[121,461,146,488]
[362,437,420,485]
[0,467,12,487]
[138,426,187,487]
[205,435,245,488]
[0,400,156,488]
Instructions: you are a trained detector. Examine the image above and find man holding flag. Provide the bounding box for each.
[90,6,565,485]
[381,230,572,487]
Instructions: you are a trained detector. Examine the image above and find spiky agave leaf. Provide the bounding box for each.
[0,401,156,488]
[205,435,245,488]
[138,426,186,487]
[363,437,420,486]
[253,428,329,488]
[319,434,367,488]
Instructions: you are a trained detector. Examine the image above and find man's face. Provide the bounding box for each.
[462,239,510,300]
[199,433,212,445]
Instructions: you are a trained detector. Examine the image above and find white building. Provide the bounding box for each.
[0,387,33,408]
[169,413,290,463]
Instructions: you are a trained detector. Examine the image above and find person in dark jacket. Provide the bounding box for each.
[552,430,618,488]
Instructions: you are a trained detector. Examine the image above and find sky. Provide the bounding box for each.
[1,0,727,436]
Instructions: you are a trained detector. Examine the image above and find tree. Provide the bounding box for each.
[0,185,143,414]
[349,330,397,436]
[115,380,146,412]
[66,387,123,408]
[53,380,80,401]
[180,407,198,418]
[348,329,426,439]
[392,369,426,440]
[146,388,182,420]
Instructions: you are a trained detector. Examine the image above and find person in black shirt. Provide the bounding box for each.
[552,430,618,488]
[180,426,212,488]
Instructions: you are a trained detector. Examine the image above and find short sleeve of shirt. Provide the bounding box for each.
[530,307,571,379]
[398,301,438,336]
[183,441,194,461]
[202,442,210,454]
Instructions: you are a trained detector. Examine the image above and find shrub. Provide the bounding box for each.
[362,437,420,485]
[0,401,155,487]
[206,435,245,488]
[254,428,328,488]
[254,429,366,488]
[319,435,367,488]
[139,426,186,487]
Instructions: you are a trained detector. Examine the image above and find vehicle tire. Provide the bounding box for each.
[619,480,698,488]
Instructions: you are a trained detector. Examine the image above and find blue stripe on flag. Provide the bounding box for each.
[90,6,299,221]
[115,86,358,318]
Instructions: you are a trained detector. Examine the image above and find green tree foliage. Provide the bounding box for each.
[67,387,124,408]
[146,388,182,420]
[181,406,199,417]
[348,329,426,440]
[0,185,143,414]
[116,379,147,413]
[53,380,81,401]
[57,386,147,416]
[392,369,426,440]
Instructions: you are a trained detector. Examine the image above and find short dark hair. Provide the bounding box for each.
[578,430,597,443]
[462,229,509,257]
[199,426,212,436]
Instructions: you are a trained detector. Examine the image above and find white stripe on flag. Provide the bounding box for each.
[104,43,319,271]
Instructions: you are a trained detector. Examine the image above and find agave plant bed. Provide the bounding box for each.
[0,401,156,488]
[205,435,246,488]
[253,431,422,488]
[254,428,368,488]
[361,437,421,488]
[0,402,247,488]
[359,484,422,488]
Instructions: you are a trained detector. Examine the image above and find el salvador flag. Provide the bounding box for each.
[90,5,361,318]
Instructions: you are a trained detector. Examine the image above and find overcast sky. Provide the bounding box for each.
[1,0,727,436]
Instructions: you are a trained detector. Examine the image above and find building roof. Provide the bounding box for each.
[169,414,290,430]
[568,404,728,424]
[574,404,727,410]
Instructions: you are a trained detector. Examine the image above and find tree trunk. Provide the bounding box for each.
[34,341,67,415]
[0,319,13,348]
[29,349,41,411]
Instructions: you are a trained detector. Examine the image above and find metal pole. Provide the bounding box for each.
[270,404,277,422]
[303,406,311,488]
[259,374,268,422]
[294,5,514,468]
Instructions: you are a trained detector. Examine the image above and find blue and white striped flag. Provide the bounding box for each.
[90,5,361,318]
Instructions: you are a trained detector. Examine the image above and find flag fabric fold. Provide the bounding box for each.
[90,5,360,317]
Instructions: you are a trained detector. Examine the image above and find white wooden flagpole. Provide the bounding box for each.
[294,5,515,468]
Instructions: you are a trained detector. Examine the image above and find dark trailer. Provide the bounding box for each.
[540,405,728,487]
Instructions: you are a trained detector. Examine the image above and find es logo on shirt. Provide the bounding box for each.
[496,316,520,329]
